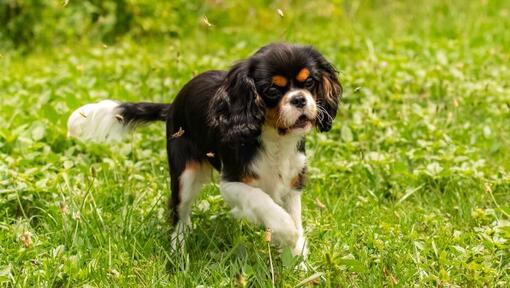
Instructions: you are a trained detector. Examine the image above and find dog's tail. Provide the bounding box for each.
[67,100,171,142]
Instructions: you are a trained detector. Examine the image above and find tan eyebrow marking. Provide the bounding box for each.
[271,75,288,87]
[296,68,310,82]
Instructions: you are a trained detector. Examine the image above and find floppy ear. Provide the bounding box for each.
[316,57,342,132]
[209,61,265,144]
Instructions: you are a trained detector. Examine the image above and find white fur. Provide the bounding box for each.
[220,125,308,257]
[280,89,317,128]
[220,181,299,246]
[285,190,308,257]
[171,163,212,251]
[249,126,307,204]
[67,100,127,142]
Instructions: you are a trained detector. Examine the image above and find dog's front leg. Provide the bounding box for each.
[220,181,298,247]
[285,191,308,258]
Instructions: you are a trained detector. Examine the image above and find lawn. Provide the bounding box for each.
[1,0,509,286]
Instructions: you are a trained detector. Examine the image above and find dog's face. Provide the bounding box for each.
[262,76,317,135]
[210,43,342,143]
[251,45,332,135]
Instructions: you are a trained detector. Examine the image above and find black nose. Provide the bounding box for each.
[290,94,307,108]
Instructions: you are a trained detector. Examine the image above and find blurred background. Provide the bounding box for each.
[2,0,509,52]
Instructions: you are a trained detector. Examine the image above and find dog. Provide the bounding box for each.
[68,43,342,260]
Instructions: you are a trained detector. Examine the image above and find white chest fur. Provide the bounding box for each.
[249,126,307,204]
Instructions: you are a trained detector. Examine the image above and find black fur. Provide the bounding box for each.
[114,43,342,226]
[209,61,266,145]
[118,102,171,124]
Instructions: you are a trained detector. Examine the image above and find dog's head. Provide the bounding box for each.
[211,43,342,144]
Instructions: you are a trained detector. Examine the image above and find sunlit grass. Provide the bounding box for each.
[1,0,509,286]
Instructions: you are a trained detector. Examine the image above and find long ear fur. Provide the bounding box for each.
[209,61,265,144]
[315,54,342,132]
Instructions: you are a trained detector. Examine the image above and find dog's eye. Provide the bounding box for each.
[304,78,315,89]
[266,87,281,100]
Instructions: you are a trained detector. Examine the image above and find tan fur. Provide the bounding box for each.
[265,92,294,129]
[290,174,301,189]
[296,68,310,82]
[322,74,339,105]
[265,106,281,129]
[241,171,260,185]
[290,169,306,190]
[272,75,288,87]
[184,161,200,172]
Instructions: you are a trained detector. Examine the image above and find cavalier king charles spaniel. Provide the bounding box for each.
[68,43,342,261]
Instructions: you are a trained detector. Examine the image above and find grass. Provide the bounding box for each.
[1,0,509,286]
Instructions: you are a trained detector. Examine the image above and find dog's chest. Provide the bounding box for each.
[249,130,306,204]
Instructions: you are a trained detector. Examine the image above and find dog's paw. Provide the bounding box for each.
[266,212,298,246]
[292,235,308,257]
[170,221,190,253]
[170,230,185,252]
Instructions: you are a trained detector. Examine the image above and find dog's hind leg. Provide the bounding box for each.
[168,138,211,251]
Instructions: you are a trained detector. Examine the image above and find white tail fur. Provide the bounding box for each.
[67,100,128,142]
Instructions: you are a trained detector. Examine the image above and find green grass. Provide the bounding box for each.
[1,0,510,286]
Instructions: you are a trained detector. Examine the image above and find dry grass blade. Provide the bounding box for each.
[396,185,423,205]
[315,198,326,209]
[171,127,185,138]
[59,201,68,215]
[201,16,213,27]
[20,232,33,248]
[383,267,398,285]
[264,228,272,242]
[236,274,247,287]
[267,242,275,288]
